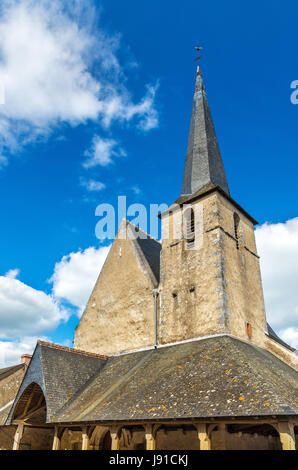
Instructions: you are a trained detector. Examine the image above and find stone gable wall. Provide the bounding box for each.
[74,237,156,356]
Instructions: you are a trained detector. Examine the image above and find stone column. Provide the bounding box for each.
[13,424,24,451]
[82,426,90,450]
[196,423,211,450]
[278,422,296,450]
[110,426,121,450]
[145,425,156,450]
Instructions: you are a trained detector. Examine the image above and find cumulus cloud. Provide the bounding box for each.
[50,245,110,313]
[0,0,158,164]
[0,275,69,338]
[256,217,298,349]
[5,268,20,279]
[100,82,159,130]
[0,335,73,367]
[0,245,111,365]
[278,327,298,350]
[80,177,106,192]
[83,136,126,168]
[0,336,45,368]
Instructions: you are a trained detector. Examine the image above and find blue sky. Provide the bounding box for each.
[0,0,297,365]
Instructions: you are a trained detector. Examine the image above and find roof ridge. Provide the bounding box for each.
[0,363,24,381]
[64,349,155,422]
[125,220,161,244]
[37,341,108,360]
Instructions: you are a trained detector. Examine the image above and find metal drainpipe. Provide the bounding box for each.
[153,289,159,349]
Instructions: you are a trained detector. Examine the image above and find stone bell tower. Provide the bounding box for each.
[159,63,268,348]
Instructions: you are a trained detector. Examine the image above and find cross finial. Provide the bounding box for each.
[195,46,203,74]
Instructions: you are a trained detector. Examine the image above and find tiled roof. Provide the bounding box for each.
[6,336,298,426]
[56,336,298,423]
[37,340,108,360]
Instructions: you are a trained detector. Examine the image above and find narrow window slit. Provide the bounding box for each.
[234,213,240,249]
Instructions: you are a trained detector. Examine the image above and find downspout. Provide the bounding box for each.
[153,289,159,349]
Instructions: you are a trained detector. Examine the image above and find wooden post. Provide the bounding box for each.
[278,422,296,450]
[196,423,211,450]
[110,426,121,450]
[13,424,24,451]
[82,426,89,451]
[216,423,227,450]
[52,425,61,450]
[145,424,156,450]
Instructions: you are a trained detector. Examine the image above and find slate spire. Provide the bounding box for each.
[181,65,230,196]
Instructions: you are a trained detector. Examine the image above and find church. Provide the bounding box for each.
[0,62,297,451]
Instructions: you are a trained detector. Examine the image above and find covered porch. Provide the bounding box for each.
[10,414,298,450]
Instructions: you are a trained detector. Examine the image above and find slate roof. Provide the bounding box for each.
[125,221,161,285]
[55,336,298,423]
[0,364,25,425]
[0,364,24,382]
[6,342,107,424]
[135,236,161,283]
[181,67,230,196]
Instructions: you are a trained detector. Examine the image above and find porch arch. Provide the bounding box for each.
[11,382,55,450]
[12,382,46,424]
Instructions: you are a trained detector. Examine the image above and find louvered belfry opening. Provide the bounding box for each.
[184,207,195,249]
[12,382,46,424]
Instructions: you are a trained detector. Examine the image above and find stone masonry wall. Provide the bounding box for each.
[159,191,267,348]
[0,368,25,414]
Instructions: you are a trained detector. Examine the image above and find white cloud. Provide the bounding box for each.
[277,327,298,350]
[0,155,8,169]
[0,245,111,366]
[0,336,45,368]
[80,177,106,192]
[0,275,69,338]
[5,268,20,279]
[50,245,110,313]
[100,82,159,130]
[0,0,158,163]
[83,136,126,168]
[255,217,298,349]
[131,185,142,196]
[0,0,100,154]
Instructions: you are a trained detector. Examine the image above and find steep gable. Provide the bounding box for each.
[6,342,106,424]
[74,220,161,356]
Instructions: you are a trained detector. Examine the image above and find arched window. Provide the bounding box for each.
[233,213,240,249]
[184,207,195,249]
